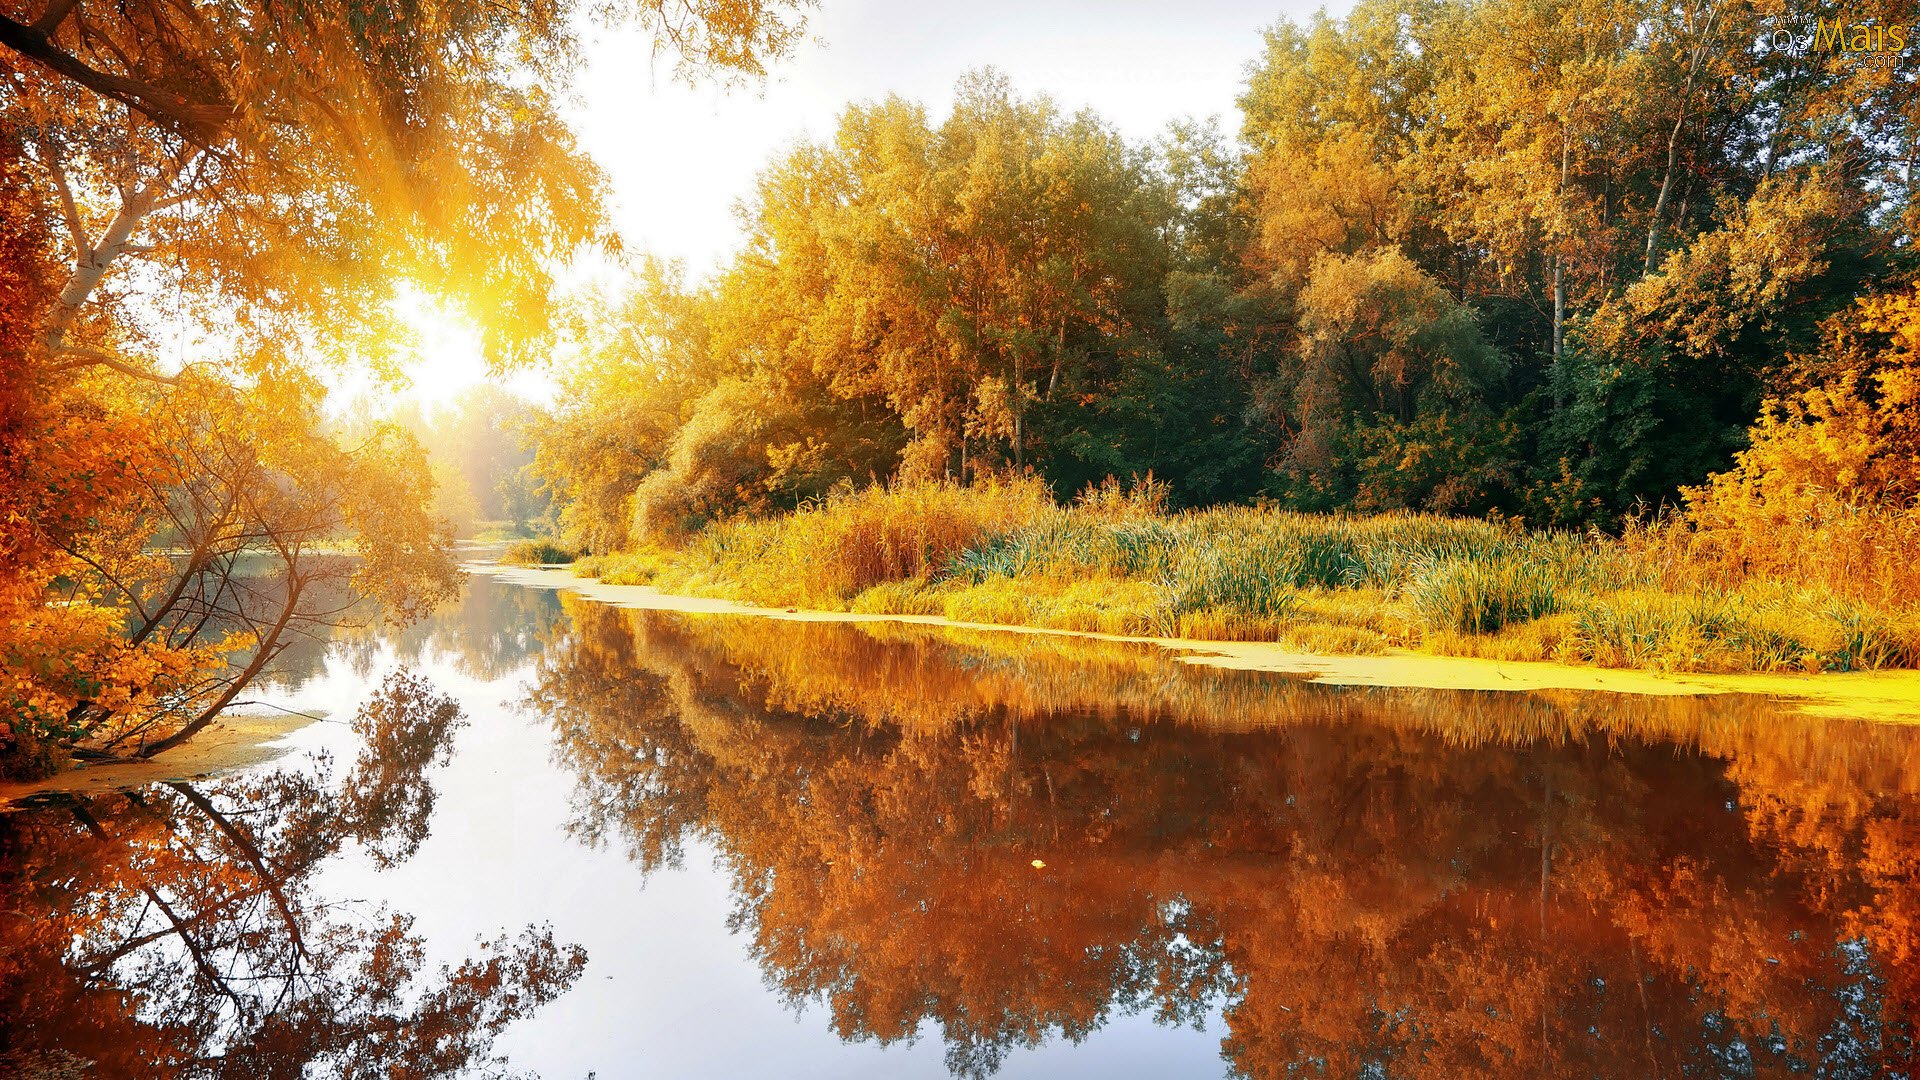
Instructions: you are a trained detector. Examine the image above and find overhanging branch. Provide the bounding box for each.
[0,13,232,145]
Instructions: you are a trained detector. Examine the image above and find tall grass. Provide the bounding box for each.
[567,478,1920,673]
[1407,556,1559,634]
[652,477,1058,606]
[1625,504,1920,611]
[502,538,580,565]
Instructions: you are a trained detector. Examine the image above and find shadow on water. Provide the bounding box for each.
[8,572,1920,1078]
[531,592,1920,1079]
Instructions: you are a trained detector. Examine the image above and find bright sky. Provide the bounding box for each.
[399,0,1350,409]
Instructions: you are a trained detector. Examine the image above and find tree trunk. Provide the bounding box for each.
[139,578,305,758]
[1047,318,1065,398]
[1552,130,1568,372]
[42,187,158,351]
[1012,350,1024,469]
[1644,3,1721,276]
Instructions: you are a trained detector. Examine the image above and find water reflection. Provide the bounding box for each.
[10,573,1920,1078]
[0,671,583,1078]
[266,565,564,689]
[531,595,1920,1079]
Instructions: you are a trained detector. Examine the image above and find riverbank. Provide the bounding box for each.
[475,563,1920,724]
[527,480,1920,678]
[0,712,315,805]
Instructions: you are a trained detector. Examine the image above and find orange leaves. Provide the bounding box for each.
[2,363,457,765]
[1676,284,1920,608]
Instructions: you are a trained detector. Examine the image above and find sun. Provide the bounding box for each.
[391,284,491,410]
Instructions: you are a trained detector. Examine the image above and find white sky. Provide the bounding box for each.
[399,0,1350,408]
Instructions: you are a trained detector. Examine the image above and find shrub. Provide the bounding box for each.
[654,476,1058,606]
[502,538,580,565]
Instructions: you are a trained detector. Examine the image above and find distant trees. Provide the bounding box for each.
[404,387,551,539]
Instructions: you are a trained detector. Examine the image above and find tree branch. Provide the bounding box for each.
[0,13,231,145]
[50,342,182,384]
[30,0,81,34]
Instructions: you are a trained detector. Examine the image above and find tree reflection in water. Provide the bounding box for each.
[532,596,1920,1079]
[263,567,566,692]
[0,670,585,1078]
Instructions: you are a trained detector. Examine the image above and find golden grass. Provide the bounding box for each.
[500,538,581,565]
[650,476,1056,606]
[569,479,1920,674]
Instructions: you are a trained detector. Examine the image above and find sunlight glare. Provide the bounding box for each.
[393,284,490,409]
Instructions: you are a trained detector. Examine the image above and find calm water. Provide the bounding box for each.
[5,571,1920,1078]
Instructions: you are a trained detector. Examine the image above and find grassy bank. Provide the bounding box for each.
[571,478,1920,674]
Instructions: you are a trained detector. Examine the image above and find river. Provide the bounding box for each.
[3,568,1917,1077]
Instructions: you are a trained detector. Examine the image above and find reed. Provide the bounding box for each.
[501,538,581,565]
[567,479,1920,673]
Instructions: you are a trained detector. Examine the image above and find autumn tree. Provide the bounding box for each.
[0,0,817,375]
[29,371,458,759]
[0,0,817,769]
[1544,170,1879,517]
[1674,283,1920,606]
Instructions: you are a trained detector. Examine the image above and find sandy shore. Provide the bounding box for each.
[477,562,1920,725]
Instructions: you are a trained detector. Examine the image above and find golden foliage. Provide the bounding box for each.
[1663,286,1920,608]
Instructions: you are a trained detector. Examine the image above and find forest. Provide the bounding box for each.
[530,1,1920,672]
[535,3,1916,536]
[3,0,1919,778]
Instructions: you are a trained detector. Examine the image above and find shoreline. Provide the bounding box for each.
[475,562,1920,725]
[0,712,317,807]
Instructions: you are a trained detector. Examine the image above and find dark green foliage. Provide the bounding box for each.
[1042,273,1267,507]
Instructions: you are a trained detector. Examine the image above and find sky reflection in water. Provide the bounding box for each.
[4,572,1919,1078]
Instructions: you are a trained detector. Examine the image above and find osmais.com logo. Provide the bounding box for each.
[1771,16,1914,69]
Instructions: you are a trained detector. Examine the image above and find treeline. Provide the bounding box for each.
[537,0,1918,552]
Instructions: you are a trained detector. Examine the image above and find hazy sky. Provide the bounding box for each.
[402,0,1349,407]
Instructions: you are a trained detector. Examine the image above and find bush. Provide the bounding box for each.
[502,539,580,565]
[654,476,1058,606]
